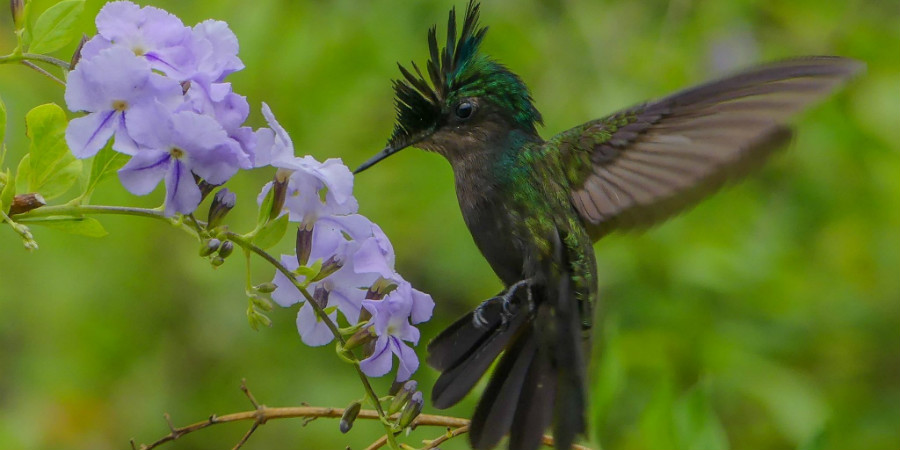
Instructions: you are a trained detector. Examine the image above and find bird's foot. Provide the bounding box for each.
[472,278,532,330]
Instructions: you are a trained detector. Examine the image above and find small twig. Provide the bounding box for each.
[241,379,262,411]
[231,421,260,450]
[362,435,389,450]
[21,61,65,86]
[422,425,469,450]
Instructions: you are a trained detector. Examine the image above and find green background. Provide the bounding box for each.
[1,0,898,449]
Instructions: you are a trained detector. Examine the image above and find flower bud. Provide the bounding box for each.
[388,380,418,415]
[339,401,362,434]
[10,0,24,29]
[8,193,46,215]
[311,255,342,282]
[343,327,375,352]
[199,238,221,256]
[269,169,291,221]
[398,391,423,429]
[254,282,277,294]
[217,240,234,258]
[250,294,273,312]
[311,285,329,309]
[207,188,236,229]
[295,225,313,266]
[70,34,87,69]
[210,255,225,267]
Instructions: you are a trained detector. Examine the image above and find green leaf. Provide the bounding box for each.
[16,154,31,194]
[28,0,85,54]
[0,95,7,163]
[252,213,289,249]
[0,169,14,211]
[673,381,729,450]
[25,103,80,199]
[24,216,107,237]
[37,158,81,199]
[256,185,275,226]
[83,143,128,196]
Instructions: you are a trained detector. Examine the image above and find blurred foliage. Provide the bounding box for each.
[1,0,899,449]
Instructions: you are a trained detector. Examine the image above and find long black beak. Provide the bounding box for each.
[354,144,405,174]
[354,130,433,174]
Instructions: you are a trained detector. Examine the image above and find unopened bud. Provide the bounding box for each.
[339,401,362,434]
[250,294,273,312]
[254,282,277,293]
[388,380,418,415]
[207,188,236,229]
[343,327,375,352]
[217,240,234,258]
[398,391,423,429]
[269,170,291,221]
[199,238,221,256]
[10,0,24,29]
[8,193,46,215]
[70,34,87,69]
[194,175,217,202]
[210,255,225,267]
[312,285,329,309]
[295,225,313,266]
[312,255,342,282]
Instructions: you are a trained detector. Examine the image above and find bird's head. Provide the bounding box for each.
[355,1,542,173]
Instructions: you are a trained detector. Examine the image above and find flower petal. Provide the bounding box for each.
[296,302,336,346]
[164,159,201,216]
[359,336,393,378]
[66,111,118,158]
[117,150,170,195]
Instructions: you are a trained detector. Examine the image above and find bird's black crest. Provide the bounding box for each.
[388,0,488,149]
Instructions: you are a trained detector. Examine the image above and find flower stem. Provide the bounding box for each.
[0,52,72,69]
[11,203,402,449]
[21,61,66,86]
[223,231,403,449]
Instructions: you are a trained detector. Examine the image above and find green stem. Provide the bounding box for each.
[10,203,401,449]
[21,61,66,86]
[223,231,401,449]
[0,52,71,69]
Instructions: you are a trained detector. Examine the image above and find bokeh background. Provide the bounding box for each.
[1,0,898,449]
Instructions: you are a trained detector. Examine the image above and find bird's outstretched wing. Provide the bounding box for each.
[551,56,863,239]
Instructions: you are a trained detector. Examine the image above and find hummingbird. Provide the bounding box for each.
[355,2,862,449]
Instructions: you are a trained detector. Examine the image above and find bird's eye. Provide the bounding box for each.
[455,101,474,120]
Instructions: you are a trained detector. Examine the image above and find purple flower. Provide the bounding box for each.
[186,19,244,83]
[182,83,257,162]
[254,102,293,167]
[80,1,192,76]
[256,155,358,224]
[65,46,183,157]
[117,107,250,216]
[359,281,434,381]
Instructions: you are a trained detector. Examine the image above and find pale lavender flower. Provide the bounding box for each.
[117,107,250,216]
[80,1,193,76]
[65,46,182,157]
[359,281,435,381]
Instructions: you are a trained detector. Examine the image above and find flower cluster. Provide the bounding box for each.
[65,1,263,215]
[63,0,435,383]
[261,110,434,381]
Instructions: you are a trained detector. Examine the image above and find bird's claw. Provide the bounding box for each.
[472,278,532,330]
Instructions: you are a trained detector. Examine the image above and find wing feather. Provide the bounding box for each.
[552,56,863,238]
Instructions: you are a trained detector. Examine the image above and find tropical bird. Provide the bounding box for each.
[355,2,862,449]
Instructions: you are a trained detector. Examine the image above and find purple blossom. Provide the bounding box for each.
[65,46,182,157]
[117,107,250,216]
[80,1,193,76]
[359,282,435,381]
[254,102,293,167]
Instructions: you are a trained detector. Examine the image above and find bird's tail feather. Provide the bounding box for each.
[428,300,530,409]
